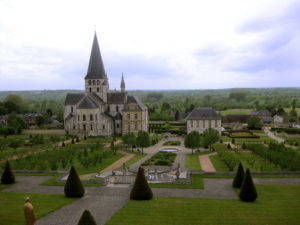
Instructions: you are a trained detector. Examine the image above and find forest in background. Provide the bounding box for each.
[0,88,299,121]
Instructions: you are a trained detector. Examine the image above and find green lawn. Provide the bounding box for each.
[0,192,76,225]
[218,109,253,115]
[209,155,229,171]
[149,174,204,189]
[185,153,202,170]
[121,151,146,168]
[107,185,300,225]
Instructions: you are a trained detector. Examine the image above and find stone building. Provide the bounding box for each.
[186,108,222,134]
[64,33,148,136]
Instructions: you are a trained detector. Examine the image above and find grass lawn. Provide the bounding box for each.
[0,192,76,225]
[149,174,204,189]
[185,153,203,170]
[121,151,146,168]
[209,155,229,171]
[218,109,253,115]
[107,185,300,225]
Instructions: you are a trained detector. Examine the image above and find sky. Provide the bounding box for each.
[0,0,299,91]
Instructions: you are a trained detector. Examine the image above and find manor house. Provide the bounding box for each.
[64,33,148,136]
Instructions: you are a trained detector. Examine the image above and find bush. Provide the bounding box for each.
[232,162,245,188]
[72,138,75,144]
[77,210,97,225]
[239,169,257,202]
[231,138,235,144]
[1,161,15,184]
[130,167,153,200]
[76,137,80,142]
[64,166,84,198]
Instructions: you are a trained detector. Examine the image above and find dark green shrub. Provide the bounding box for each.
[1,161,15,184]
[227,143,231,149]
[76,137,80,142]
[62,142,65,147]
[77,210,97,225]
[239,169,257,202]
[130,167,153,200]
[231,138,235,144]
[242,142,246,149]
[72,138,75,144]
[232,162,245,188]
[84,135,87,140]
[219,139,223,143]
[64,166,84,198]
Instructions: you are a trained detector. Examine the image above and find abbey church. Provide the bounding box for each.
[64,33,148,136]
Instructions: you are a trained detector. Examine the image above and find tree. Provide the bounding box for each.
[36,115,46,127]
[122,132,136,150]
[77,210,97,225]
[162,102,171,110]
[64,166,85,198]
[130,167,153,200]
[7,113,27,133]
[229,92,247,102]
[232,162,245,188]
[203,128,219,150]
[239,169,257,202]
[1,161,15,184]
[184,131,201,154]
[136,131,150,154]
[247,116,263,130]
[4,94,25,112]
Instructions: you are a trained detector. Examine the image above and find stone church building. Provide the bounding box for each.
[64,33,148,136]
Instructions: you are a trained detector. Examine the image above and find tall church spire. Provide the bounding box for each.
[120,73,125,92]
[85,32,107,79]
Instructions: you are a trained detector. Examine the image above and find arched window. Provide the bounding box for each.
[116,106,119,112]
[97,88,99,92]
[90,114,93,121]
[88,80,91,85]
[116,123,120,128]
[102,125,105,130]
[93,80,96,85]
[97,80,100,85]
[83,124,86,130]
[83,114,86,121]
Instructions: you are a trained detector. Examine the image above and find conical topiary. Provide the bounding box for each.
[77,210,97,225]
[232,162,245,188]
[239,169,257,202]
[130,167,153,200]
[1,161,15,184]
[64,166,84,198]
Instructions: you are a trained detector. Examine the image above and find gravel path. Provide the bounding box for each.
[264,128,284,143]
[199,153,217,172]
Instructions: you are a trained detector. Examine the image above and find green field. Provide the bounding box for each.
[185,153,205,170]
[0,192,76,225]
[106,185,300,225]
[218,109,253,115]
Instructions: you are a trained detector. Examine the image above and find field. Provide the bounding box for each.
[185,152,208,170]
[106,185,300,225]
[218,109,252,115]
[0,192,75,225]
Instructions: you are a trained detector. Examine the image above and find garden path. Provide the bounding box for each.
[199,152,217,172]
[2,176,300,225]
[264,128,284,143]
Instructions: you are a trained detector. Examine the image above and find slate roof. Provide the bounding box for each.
[262,117,273,123]
[186,108,221,120]
[126,96,147,110]
[77,96,98,109]
[107,92,127,104]
[249,110,272,116]
[64,93,85,105]
[85,32,107,80]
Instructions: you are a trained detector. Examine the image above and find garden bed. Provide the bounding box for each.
[163,140,181,146]
[142,152,176,166]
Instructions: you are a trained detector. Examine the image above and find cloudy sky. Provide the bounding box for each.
[0,0,299,91]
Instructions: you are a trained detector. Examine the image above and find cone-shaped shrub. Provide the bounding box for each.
[64,166,84,198]
[239,169,257,202]
[232,162,245,188]
[130,167,153,200]
[77,210,97,225]
[1,161,15,184]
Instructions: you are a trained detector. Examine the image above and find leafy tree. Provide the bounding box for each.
[162,102,171,110]
[229,92,247,102]
[247,116,263,130]
[4,94,25,113]
[130,167,153,200]
[77,210,97,225]
[122,132,136,150]
[1,161,15,184]
[46,108,53,117]
[7,113,27,133]
[174,110,180,121]
[136,131,150,154]
[239,169,257,202]
[203,128,219,150]
[184,131,201,154]
[36,115,46,127]
[9,139,22,149]
[232,162,245,188]
[64,166,84,198]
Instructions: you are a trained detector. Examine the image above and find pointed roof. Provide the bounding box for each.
[186,108,221,120]
[77,96,98,109]
[120,73,125,90]
[85,32,107,79]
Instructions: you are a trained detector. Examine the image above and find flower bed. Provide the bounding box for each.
[142,152,176,166]
[163,141,181,146]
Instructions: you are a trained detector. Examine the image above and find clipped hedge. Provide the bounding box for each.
[271,128,300,134]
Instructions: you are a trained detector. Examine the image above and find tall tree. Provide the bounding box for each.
[136,131,150,154]
[122,132,136,150]
[184,131,201,154]
[203,128,219,150]
[174,110,180,121]
[247,116,263,130]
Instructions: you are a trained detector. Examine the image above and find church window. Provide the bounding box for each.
[88,80,91,85]
[93,80,96,85]
[71,106,73,112]
[134,113,138,119]
[97,80,100,85]
[102,125,105,130]
[116,123,120,128]
[90,114,93,121]
[83,124,86,130]
[83,114,86,121]
[90,124,93,130]
[116,106,119,112]
[89,88,92,92]
[127,114,130,119]
[97,88,99,92]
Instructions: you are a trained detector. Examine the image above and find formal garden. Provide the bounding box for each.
[142,151,176,166]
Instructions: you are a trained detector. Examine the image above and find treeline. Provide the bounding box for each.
[246,143,300,171]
